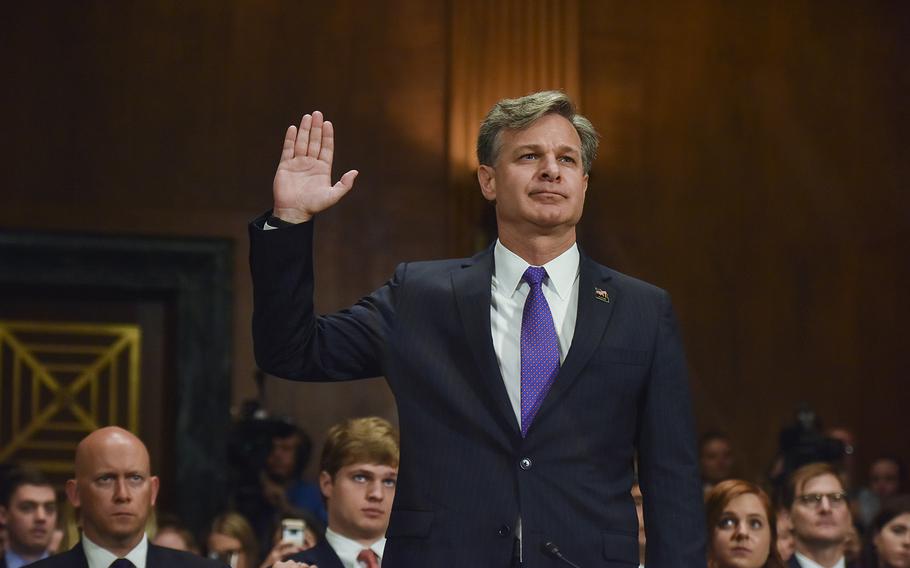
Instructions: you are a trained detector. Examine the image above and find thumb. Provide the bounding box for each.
[333,169,359,195]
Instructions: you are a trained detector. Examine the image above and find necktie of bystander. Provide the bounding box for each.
[357,548,380,568]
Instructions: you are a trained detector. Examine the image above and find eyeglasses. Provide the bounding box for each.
[796,492,848,508]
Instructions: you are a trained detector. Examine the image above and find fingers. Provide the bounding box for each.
[294,113,312,158]
[280,125,296,162]
[318,121,334,164]
[307,111,323,158]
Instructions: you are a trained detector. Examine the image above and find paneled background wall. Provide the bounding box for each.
[3,1,907,483]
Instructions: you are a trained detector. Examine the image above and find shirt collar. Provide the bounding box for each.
[82,532,148,568]
[793,551,845,568]
[493,240,579,300]
[4,548,50,568]
[324,527,385,566]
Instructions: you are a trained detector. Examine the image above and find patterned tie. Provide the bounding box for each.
[520,266,560,437]
[357,548,380,568]
[109,560,135,568]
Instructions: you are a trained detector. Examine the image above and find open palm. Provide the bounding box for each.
[272,110,358,223]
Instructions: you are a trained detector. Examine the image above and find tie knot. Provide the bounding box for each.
[357,548,379,568]
[109,560,135,568]
[523,266,547,287]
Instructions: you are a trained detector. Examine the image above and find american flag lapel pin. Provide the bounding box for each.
[594,287,611,303]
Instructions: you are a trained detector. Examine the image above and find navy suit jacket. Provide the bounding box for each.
[250,217,705,567]
[28,541,225,568]
[787,555,856,568]
[286,540,344,568]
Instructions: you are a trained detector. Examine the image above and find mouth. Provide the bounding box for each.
[730,546,753,555]
[528,189,566,200]
[361,508,385,519]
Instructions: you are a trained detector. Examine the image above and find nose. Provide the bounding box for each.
[366,480,384,502]
[34,506,48,522]
[818,497,833,513]
[538,154,560,181]
[733,521,749,540]
[113,478,131,502]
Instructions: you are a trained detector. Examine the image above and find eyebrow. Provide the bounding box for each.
[512,144,580,155]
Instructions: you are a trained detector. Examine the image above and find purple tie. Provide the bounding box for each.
[520,266,560,437]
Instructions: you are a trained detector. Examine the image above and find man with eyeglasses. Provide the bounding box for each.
[784,462,856,568]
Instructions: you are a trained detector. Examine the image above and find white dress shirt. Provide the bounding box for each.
[82,532,148,568]
[490,239,580,425]
[4,548,49,568]
[793,551,846,568]
[324,528,386,568]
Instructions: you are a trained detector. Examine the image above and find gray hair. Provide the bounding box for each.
[477,90,599,174]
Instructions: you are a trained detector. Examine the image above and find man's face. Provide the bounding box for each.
[320,462,397,542]
[700,438,734,484]
[789,473,850,548]
[66,437,159,547]
[478,113,588,238]
[266,434,300,480]
[0,484,57,556]
[870,460,900,497]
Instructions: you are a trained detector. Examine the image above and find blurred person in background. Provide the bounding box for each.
[0,468,57,567]
[784,462,855,568]
[862,495,910,568]
[705,479,785,568]
[777,509,796,562]
[207,513,258,568]
[701,432,736,493]
[152,513,199,554]
[855,457,906,529]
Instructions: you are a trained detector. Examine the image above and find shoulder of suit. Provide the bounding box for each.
[148,544,227,567]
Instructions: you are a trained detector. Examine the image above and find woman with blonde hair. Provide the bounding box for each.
[207,512,259,568]
[705,479,785,568]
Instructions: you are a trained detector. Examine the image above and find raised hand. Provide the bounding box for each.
[272,110,358,223]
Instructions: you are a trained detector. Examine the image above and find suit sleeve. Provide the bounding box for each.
[636,291,707,566]
[249,214,400,381]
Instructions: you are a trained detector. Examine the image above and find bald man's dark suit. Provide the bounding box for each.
[250,217,705,567]
[29,541,226,568]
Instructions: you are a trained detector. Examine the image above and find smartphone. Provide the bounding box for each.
[281,518,306,546]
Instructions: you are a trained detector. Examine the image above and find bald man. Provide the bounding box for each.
[30,427,225,568]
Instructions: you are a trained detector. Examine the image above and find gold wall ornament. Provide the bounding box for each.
[0,321,141,472]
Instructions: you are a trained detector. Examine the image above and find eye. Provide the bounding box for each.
[128,474,145,484]
[520,153,538,160]
[352,474,368,483]
[18,502,36,513]
[558,155,577,164]
[96,474,114,485]
[382,478,397,488]
[717,517,736,529]
[749,519,764,530]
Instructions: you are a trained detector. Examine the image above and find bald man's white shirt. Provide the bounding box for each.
[82,533,148,568]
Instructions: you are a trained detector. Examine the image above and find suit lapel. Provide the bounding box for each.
[69,542,91,568]
[534,253,615,424]
[452,247,521,437]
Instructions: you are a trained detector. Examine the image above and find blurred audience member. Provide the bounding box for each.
[0,468,57,567]
[207,513,258,568]
[153,513,200,554]
[856,457,906,528]
[776,509,796,562]
[264,426,326,525]
[784,462,855,568]
[632,482,645,567]
[281,417,399,568]
[701,432,736,493]
[826,428,858,492]
[257,513,321,568]
[863,495,910,568]
[705,479,784,568]
[31,426,223,567]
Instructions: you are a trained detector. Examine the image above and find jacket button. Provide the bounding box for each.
[519,457,532,470]
[498,524,511,537]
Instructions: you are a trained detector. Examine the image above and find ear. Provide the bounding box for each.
[0,505,8,524]
[65,479,80,508]
[318,471,333,501]
[149,476,160,506]
[477,165,497,203]
[582,173,589,194]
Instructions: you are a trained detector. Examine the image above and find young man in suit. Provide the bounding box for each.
[280,417,398,568]
[0,468,58,567]
[785,462,855,568]
[30,427,224,568]
[250,91,705,566]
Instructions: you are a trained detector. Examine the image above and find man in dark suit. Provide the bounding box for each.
[784,462,855,568]
[30,427,224,568]
[281,417,398,568]
[250,91,705,566]
[0,468,57,567]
